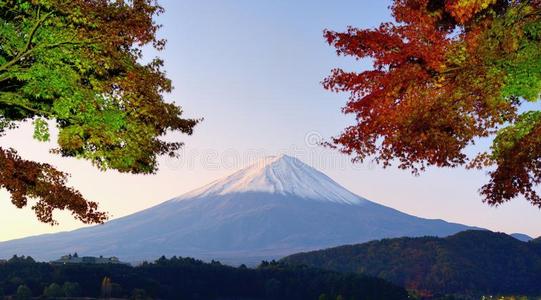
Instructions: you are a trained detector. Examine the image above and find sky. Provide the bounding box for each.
[1,0,540,242]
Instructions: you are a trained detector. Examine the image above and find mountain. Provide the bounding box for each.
[511,233,534,242]
[282,230,541,297]
[0,155,476,264]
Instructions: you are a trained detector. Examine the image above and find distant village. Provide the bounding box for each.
[50,253,127,265]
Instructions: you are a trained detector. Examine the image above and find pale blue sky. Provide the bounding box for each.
[1,0,540,241]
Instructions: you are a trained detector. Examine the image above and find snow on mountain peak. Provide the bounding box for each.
[176,154,366,205]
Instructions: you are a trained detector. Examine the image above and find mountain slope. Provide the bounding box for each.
[511,232,534,242]
[282,230,541,297]
[0,155,476,264]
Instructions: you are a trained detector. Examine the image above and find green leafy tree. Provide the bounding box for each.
[44,283,64,298]
[15,284,31,300]
[0,0,198,224]
[62,281,81,297]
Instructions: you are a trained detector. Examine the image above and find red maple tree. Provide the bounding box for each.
[325,0,541,206]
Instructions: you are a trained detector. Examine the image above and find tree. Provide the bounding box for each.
[264,278,283,299]
[318,294,330,300]
[62,282,81,297]
[324,0,541,207]
[43,283,64,298]
[110,283,123,298]
[131,288,150,300]
[0,0,198,224]
[15,284,31,300]
[8,255,34,264]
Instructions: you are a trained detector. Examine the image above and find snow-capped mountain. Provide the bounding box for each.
[0,155,476,264]
[178,155,363,204]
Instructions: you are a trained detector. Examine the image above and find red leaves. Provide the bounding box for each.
[325,2,473,172]
[0,148,107,225]
[325,0,532,205]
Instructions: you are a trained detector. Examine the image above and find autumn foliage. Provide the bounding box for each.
[0,148,105,224]
[325,0,541,206]
[0,0,198,224]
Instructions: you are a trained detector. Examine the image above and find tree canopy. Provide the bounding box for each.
[0,0,198,224]
[0,256,409,300]
[283,230,541,298]
[325,0,541,206]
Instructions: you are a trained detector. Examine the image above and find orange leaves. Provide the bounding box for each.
[445,0,498,23]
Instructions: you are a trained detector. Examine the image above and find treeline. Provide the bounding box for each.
[282,230,541,299]
[0,255,408,300]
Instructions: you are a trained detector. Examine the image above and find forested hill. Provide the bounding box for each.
[0,255,408,300]
[281,230,541,298]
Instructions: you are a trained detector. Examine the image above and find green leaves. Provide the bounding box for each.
[0,0,198,224]
[501,43,541,102]
[491,111,541,158]
[32,117,49,141]
[0,0,198,174]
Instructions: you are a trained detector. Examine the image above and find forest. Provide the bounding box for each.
[0,255,408,300]
[282,230,541,299]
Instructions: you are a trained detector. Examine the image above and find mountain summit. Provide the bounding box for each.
[0,155,475,264]
[179,155,364,205]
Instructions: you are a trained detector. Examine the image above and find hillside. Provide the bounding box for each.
[282,230,541,298]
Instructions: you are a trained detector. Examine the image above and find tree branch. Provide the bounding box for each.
[0,37,91,75]
[0,92,51,116]
[0,10,53,73]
